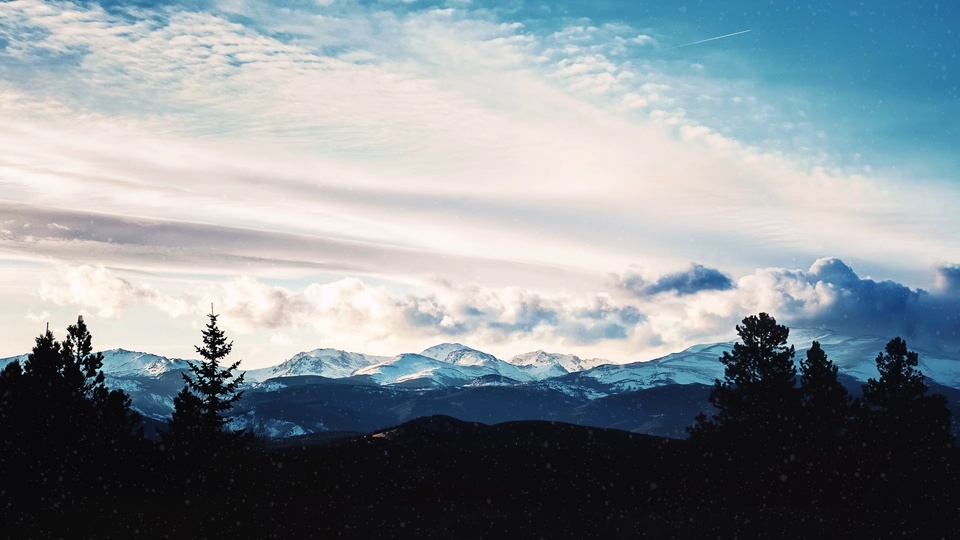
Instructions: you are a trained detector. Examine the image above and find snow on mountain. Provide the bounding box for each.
[245,348,388,383]
[1,349,191,377]
[0,353,28,371]
[552,327,960,398]
[444,348,534,382]
[785,328,960,388]
[99,349,193,377]
[354,353,494,387]
[419,343,473,362]
[508,350,609,379]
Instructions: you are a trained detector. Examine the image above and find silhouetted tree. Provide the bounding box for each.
[860,337,953,456]
[62,316,142,446]
[798,341,850,448]
[0,317,142,525]
[687,313,802,500]
[689,313,799,443]
[164,308,247,450]
[863,337,926,408]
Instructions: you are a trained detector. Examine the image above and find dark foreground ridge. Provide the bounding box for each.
[4,414,958,539]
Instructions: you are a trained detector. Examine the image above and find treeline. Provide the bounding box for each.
[0,312,957,538]
[685,313,956,514]
[0,312,258,539]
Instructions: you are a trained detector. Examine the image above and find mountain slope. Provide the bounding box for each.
[245,348,388,382]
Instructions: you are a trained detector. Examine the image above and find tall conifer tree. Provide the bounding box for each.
[165,308,246,447]
[689,313,799,442]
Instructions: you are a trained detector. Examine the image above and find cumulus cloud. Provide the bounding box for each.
[31,259,960,362]
[40,265,191,318]
[934,264,960,294]
[674,257,960,353]
[616,263,734,297]
[36,265,650,350]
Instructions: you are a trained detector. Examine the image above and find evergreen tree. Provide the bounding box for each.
[62,316,142,444]
[0,318,142,501]
[798,341,850,446]
[689,313,799,442]
[860,337,953,454]
[165,308,247,448]
[862,337,927,409]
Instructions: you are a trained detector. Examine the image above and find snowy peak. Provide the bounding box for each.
[419,343,474,362]
[354,353,476,387]
[97,349,192,377]
[245,348,388,383]
[0,349,190,378]
[507,350,608,379]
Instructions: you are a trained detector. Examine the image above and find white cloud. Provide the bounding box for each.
[39,265,191,319]
[25,311,50,323]
[631,34,656,46]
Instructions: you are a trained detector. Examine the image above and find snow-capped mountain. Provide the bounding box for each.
[546,328,960,399]
[419,342,472,362]
[0,348,191,377]
[353,353,507,387]
[508,350,609,379]
[99,349,193,377]
[245,348,388,383]
[427,344,534,382]
[4,328,960,437]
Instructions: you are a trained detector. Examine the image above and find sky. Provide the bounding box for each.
[1,0,959,368]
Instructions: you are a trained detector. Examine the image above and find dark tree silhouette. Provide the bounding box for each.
[798,341,850,447]
[860,337,953,455]
[62,316,142,445]
[165,308,247,449]
[863,337,927,409]
[689,313,799,442]
[0,317,142,531]
[686,313,802,500]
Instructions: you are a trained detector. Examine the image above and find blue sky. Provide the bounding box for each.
[1,0,959,366]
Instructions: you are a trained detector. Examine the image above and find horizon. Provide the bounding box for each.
[1,322,945,373]
[2,1,958,369]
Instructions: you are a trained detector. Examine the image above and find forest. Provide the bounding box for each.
[1,312,957,539]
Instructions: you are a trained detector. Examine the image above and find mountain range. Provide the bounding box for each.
[3,328,959,438]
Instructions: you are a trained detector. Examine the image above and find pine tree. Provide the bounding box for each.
[862,337,927,409]
[689,313,799,442]
[165,308,247,448]
[1,318,141,496]
[62,316,142,446]
[687,313,804,501]
[798,341,850,446]
[861,337,953,454]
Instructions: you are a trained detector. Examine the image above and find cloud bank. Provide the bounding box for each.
[35,258,960,365]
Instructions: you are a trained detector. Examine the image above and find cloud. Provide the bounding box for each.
[36,265,650,349]
[631,34,656,46]
[676,257,960,353]
[616,263,734,297]
[31,259,960,363]
[39,265,191,318]
[934,264,960,294]
[25,311,50,323]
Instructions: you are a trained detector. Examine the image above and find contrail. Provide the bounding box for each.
[669,29,752,49]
